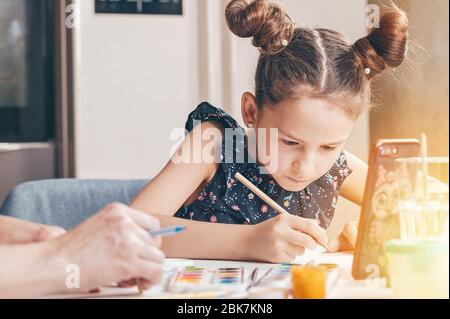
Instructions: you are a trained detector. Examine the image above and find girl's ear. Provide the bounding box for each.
[241,92,258,128]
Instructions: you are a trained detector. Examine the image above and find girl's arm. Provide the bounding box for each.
[327,151,368,252]
[131,121,222,216]
[131,121,329,262]
[339,150,369,206]
[131,121,250,260]
[151,215,251,260]
[132,122,257,260]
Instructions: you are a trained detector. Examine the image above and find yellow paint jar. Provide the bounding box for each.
[291,265,327,299]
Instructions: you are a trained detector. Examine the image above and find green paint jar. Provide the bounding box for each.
[384,239,449,298]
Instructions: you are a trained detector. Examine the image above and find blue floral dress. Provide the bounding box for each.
[174,102,353,229]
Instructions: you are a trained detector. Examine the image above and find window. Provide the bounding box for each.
[0,0,55,142]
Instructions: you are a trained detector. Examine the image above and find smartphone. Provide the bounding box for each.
[352,139,420,280]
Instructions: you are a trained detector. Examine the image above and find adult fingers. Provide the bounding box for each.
[123,206,161,232]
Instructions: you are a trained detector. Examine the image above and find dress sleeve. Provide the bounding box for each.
[184,102,240,133]
[327,151,353,192]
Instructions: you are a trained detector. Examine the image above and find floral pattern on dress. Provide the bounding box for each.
[174,102,353,229]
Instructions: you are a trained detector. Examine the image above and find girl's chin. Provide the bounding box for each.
[281,184,308,192]
[272,176,309,192]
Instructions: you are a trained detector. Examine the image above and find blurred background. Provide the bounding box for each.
[0,0,448,237]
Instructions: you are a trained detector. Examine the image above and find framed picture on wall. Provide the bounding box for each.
[95,0,183,15]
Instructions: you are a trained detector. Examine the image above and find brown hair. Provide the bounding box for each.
[225,0,409,119]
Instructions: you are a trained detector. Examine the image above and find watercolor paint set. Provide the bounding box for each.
[258,264,294,287]
[168,266,247,293]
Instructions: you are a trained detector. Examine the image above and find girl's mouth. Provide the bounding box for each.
[286,175,309,184]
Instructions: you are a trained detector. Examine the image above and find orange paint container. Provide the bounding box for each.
[291,265,327,299]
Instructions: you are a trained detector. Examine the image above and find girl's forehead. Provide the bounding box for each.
[260,97,355,144]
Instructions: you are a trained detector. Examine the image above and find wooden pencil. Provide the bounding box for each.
[235,172,290,215]
[234,172,329,250]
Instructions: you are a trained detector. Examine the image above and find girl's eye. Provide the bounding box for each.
[322,146,337,151]
[282,139,299,146]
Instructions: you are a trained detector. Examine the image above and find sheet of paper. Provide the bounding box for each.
[164,258,194,269]
[293,247,353,268]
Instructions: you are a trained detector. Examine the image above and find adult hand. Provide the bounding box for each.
[50,203,165,293]
[0,216,66,245]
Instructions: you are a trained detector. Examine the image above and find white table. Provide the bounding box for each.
[46,250,393,299]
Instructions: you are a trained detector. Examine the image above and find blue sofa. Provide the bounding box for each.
[0,179,148,229]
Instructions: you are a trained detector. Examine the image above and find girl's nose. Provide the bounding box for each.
[292,153,315,176]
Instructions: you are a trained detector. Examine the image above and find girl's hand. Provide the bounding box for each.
[327,221,358,252]
[0,216,66,245]
[50,203,165,293]
[246,214,329,263]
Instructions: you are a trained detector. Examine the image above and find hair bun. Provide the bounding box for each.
[225,0,294,55]
[353,5,409,79]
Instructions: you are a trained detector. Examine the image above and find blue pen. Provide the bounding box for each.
[149,226,186,237]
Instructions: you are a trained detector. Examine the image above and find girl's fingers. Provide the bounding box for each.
[338,231,354,251]
[327,222,358,252]
[310,219,320,226]
[327,233,353,253]
[288,216,329,249]
[284,227,318,250]
[327,238,340,252]
[285,243,305,260]
[342,222,358,248]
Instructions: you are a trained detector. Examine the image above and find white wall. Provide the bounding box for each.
[73,0,201,179]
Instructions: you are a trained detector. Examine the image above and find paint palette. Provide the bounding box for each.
[170,266,209,292]
[260,264,293,287]
[272,264,293,279]
[212,267,244,285]
[169,267,247,293]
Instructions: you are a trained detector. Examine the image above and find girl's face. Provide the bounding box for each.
[242,93,355,192]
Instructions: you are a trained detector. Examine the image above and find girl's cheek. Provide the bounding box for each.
[258,144,285,175]
[255,130,279,174]
[277,148,293,173]
[318,151,343,177]
[260,150,279,174]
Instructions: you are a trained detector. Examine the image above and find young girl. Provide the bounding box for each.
[131,0,409,263]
